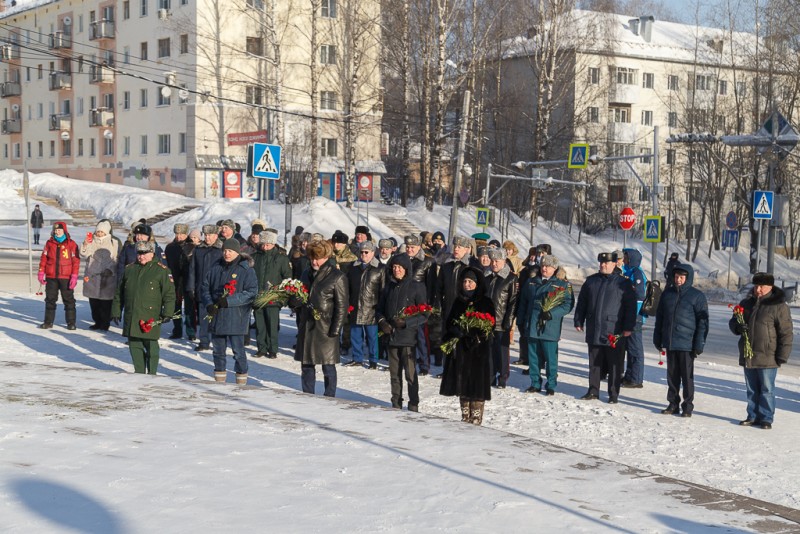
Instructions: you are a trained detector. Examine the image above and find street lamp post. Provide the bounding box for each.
[448,90,471,243]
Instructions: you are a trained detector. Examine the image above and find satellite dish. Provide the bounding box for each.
[160,86,172,99]
[63,16,72,26]
[11,103,19,112]
[178,88,189,100]
[103,129,113,140]
[60,131,70,140]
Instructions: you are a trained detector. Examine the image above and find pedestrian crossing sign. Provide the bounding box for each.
[643,215,663,242]
[568,143,589,169]
[249,143,282,179]
[752,190,774,220]
[476,208,490,227]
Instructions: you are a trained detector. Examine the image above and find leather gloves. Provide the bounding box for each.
[287,295,303,309]
[206,304,218,317]
[540,310,552,321]
[216,296,228,308]
[378,319,394,336]
[392,317,407,329]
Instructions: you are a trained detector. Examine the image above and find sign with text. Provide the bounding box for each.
[619,206,636,231]
[228,130,267,146]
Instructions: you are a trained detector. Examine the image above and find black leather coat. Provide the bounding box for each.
[295,262,349,365]
[409,248,437,302]
[484,264,518,332]
[347,258,385,325]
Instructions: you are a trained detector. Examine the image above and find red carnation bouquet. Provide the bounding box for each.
[729,304,753,359]
[537,285,567,332]
[441,307,495,355]
[254,278,320,319]
[139,311,182,333]
[378,303,436,336]
[607,333,621,349]
[205,279,238,321]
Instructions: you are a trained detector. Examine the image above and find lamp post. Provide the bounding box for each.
[447,90,471,243]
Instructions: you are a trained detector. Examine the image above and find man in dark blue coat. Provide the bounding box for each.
[202,238,258,384]
[653,263,708,417]
[187,224,224,351]
[573,251,638,403]
[621,248,647,388]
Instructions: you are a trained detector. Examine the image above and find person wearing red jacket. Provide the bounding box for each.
[37,221,81,330]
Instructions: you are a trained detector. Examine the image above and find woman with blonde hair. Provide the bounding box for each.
[503,240,523,274]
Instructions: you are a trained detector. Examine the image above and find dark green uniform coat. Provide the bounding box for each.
[252,246,292,355]
[112,259,176,339]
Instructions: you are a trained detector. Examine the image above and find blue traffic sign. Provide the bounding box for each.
[722,229,739,248]
[251,143,282,179]
[752,190,774,220]
[643,215,662,242]
[475,208,490,227]
[725,210,738,230]
[568,144,589,169]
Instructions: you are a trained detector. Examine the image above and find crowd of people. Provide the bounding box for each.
[34,216,793,428]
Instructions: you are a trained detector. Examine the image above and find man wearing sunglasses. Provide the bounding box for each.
[344,241,385,368]
[573,251,637,403]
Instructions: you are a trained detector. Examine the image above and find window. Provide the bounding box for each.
[320,45,336,65]
[588,67,599,84]
[178,84,189,104]
[157,88,171,106]
[180,34,188,54]
[37,103,43,119]
[609,106,630,123]
[735,81,747,97]
[158,38,170,58]
[140,88,148,107]
[26,66,30,81]
[668,112,678,128]
[158,134,171,154]
[668,75,679,91]
[715,114,726,131]
[159,0,171,8]
[321,138,337,157]
[718,80,727,95]
[140,42,148,60]
[320,91,337,110]
[179,132,186,153]
[141,135,148,154]
[685,223,702,239]
[123,46,130,64]
[693,74,712,91]
[608,184,626,202]
[104,137,114,156]
[666,149,676,165]
[737,117,746,132]
[663,185,674,202]
[123,91,131,110]
[77,56,84,73]
[141,0,148,17]
[103,94,114,108]
[62,139,71,157]
[611,143,635,157]
[50,140,56,157]
[246,37,263,56]
[26,142,31,158]
[123,1,130,19]
[614,67,637,85]
[586,106,599,123]
[38,141,43,157]
[639,147,652,164]
[246,86,263,105]
[78,139,84,156]
[90,138,96,157]
[103,5,114,21]
[641,110,653,126]
[321,0,337,18]
[13,143,20,159]
[247,0,265,8]
[77,97,84,115]
[38,64,43,79]
[123,136,131,156]
[642,72,654,89]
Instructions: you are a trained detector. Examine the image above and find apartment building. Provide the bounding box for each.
[0,0,384,201]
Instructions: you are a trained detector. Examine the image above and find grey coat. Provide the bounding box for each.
[295,262,349,365]
[80,234,119,300]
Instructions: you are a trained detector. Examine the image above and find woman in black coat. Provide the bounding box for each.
[439,266,496,425]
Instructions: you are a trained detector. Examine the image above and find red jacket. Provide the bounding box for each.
[38,221,80,279]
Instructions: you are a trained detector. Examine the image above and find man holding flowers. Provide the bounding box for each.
[728,272,792,429]
[252,230,292,359]
[516,255,573,395]
[484,248,519,389]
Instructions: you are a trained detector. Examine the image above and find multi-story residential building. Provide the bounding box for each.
[485,10,790,243]
[0,0,384,202]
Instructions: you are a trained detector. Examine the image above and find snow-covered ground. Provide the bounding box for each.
[1,170,799,530]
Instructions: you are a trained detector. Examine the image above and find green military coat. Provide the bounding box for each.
[112,258,176,340]
[252,246,292,306]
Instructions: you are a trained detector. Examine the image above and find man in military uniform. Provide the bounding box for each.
[252,229,292,359]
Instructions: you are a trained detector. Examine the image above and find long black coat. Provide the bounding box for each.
[484,264,518,332]
[653,264,709,353]
[728,286,793,368]
[376,256,427,347]
[347,258,385,325]
[165,238,189,299]
[439,266,495,401]
[436,254,479,324]
[573,270,637,347]
[186,240,223,295]
[295,262,349,365]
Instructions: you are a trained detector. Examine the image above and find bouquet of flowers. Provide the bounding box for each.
[378,304,435,336]
[607,333,621,349]
[254,278,321,320]
[139,311,182,333]
[537,286,567,333]
[205,279,237,321]
[729,304,753,359]
[441,308,496,355]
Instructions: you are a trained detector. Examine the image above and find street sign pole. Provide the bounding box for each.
[651,126,660,282]
[727,236,733,289]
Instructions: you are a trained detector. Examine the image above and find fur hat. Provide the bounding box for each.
[202,224,219,235]
[96,220,112,235]
[613,249,624,261]
[358,241,376,252]
[752,272,774,286]
[452,235,471,248]
[294,225,305,236]
[670,252,680,259]
[488,248,507,261]
[135,240,155,253]
[260,230,278,245]
[354,225,370,236]
[222,238,241,254]
[389,237,398,247]
[251,223,266,235]
[404,235,421,247]
[311,233,325,242]
[540,255,559,268]
[220,219,236,231]
[597,252,617,263]
[331,230,349,244]
[536,243,552,255]
[306,240,333,260]
[133,224,152,237]
[378,239,393,249]
[299,232,312,243]
[476,246,490,257]
[188,229,201,241]
[173,223,189,234]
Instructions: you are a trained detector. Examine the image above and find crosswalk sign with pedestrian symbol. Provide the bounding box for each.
[568,144,589,169]
[643,215,663,242]
[752,190,774,220]
[249,143,282,179]
[475,208,490,227]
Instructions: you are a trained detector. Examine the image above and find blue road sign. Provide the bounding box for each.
[568,144,589,169]
[725,210,738,230]
[722,229,739,248]
[251,143,282,179]
[753,190,774,220]
[643,215,662,242]
[475,208,490,227]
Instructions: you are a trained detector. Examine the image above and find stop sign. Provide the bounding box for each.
[619,207,636,231]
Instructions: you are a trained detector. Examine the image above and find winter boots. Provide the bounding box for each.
[214,371,226,383]
[460,398,471,422]
[235,373,248,385]
[470,401,485,426]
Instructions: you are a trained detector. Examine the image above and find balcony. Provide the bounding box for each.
[608,83,640,104]
[89,108,114,127]
[1,118,21,134]
[607,121,638,143]
[49,31,72,50]
[0,43,20,61]
[89,20,115,40]
[49,113,72,131]
[89,65,114,84]
[49,71,72,90]
[0,81,21,97]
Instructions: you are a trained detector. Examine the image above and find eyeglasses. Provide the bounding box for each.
[136,251,152,255]
[360,251,372,255]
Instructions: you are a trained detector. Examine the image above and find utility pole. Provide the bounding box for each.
[651,126,660,282]
[448,90,471,243]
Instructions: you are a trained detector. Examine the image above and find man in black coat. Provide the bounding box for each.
[406,234,437,374]
[116,224,166,283]
[573,251,638,403]
[345,241,385,368]
[484,248,518,388]
[30,204,44,245]
[436,235,477,326]
[663,252,680,288]
[164,223,190,339]
[186,224,224,351]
